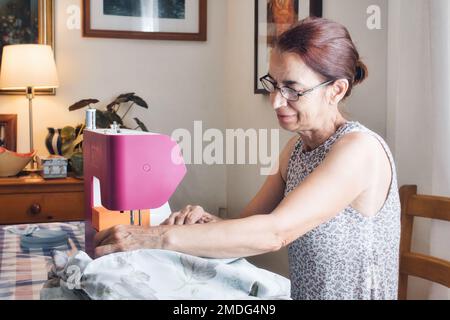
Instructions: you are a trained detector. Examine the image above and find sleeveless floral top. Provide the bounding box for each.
[285,121,401,300]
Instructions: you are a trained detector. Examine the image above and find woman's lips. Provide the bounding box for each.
[277,114,297,122]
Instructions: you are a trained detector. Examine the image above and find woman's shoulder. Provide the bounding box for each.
[339,121,386,142]
[335,122,393,159]
[329,123,395,185]
[332,123,388,159]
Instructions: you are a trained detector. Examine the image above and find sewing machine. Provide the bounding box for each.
[83,125,186,257]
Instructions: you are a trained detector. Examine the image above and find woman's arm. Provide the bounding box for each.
[94,214,282,258]
[95,133,377,259]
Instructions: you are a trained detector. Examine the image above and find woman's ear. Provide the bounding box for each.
[327,79,349,105]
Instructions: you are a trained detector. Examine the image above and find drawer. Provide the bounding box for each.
[0,192,84,224]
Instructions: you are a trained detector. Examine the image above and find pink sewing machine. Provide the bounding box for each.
[83,124,186,257]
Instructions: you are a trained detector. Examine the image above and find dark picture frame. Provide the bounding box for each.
[0,114,18,152]
[0,0,55,96]
[255,0,323,94]
[83,0,207,41]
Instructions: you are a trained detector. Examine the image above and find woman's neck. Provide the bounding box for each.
[298,115,348,152]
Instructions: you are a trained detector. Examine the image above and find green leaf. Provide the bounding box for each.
[75,124,85,139]
[62,141,75,159]
[68,99,99,111]
[108,93,135,110]
[104,111,124,127]
[72,134,83,149]
[96,111,111,129]
[116,92,135,103]
[106,101,118,112]
[61,126,75,142]
[134,118,149,132]
[129,95,149,109]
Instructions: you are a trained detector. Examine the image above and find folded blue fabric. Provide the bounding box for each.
[20,230,68,249]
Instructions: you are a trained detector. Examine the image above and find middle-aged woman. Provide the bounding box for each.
[94,17,401,300]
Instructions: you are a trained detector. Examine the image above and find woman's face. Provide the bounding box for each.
[268,50,330,132]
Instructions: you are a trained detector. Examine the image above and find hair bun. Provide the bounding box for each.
[354,60,368,85]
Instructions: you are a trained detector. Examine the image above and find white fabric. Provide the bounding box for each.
[41,250,291,300]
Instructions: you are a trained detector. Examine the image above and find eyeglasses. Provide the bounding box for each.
[259,74,334,102]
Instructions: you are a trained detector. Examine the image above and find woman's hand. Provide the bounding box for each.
[94,225,164,258]
[161,205,222,226]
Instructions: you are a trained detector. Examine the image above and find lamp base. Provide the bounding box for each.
[22,167,42,174]
[22,158,42,178]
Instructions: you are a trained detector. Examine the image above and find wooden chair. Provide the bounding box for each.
[398,185,450,299]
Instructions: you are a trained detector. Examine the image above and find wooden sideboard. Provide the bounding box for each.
[0,175,84,225]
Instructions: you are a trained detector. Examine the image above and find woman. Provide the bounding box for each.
[94,17,401,300]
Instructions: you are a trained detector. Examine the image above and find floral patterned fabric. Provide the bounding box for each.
[40,249,291,300]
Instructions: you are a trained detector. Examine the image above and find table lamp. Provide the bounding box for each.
[0,44,59,170]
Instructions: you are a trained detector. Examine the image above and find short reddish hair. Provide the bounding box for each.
[275,17,368,98]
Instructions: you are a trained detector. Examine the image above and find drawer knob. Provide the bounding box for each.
[30,204,42,215]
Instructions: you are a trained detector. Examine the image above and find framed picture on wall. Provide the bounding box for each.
[0,0,54,96]
[0,114,17,152]
[255,0,323,94]
[83,0,207,41]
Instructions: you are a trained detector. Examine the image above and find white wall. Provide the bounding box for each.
[324,0,388,136]
[387,0,450,300]
[0,0,228,214]
[224,0,389,278]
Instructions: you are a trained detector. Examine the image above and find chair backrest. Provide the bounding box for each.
[399,185,450,300]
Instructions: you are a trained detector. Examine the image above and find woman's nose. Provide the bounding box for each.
[271,90,286,110]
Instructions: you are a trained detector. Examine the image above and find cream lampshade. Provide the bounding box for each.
[0,44,59,171]
[0,44,59,90]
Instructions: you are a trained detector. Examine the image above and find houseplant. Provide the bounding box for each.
[64,93,150,177]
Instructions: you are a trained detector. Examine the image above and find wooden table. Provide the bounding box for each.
[0,175,84,225]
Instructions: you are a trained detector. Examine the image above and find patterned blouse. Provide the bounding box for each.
[285,121,401,300]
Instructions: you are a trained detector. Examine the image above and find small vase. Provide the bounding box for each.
[45,128,63,156]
